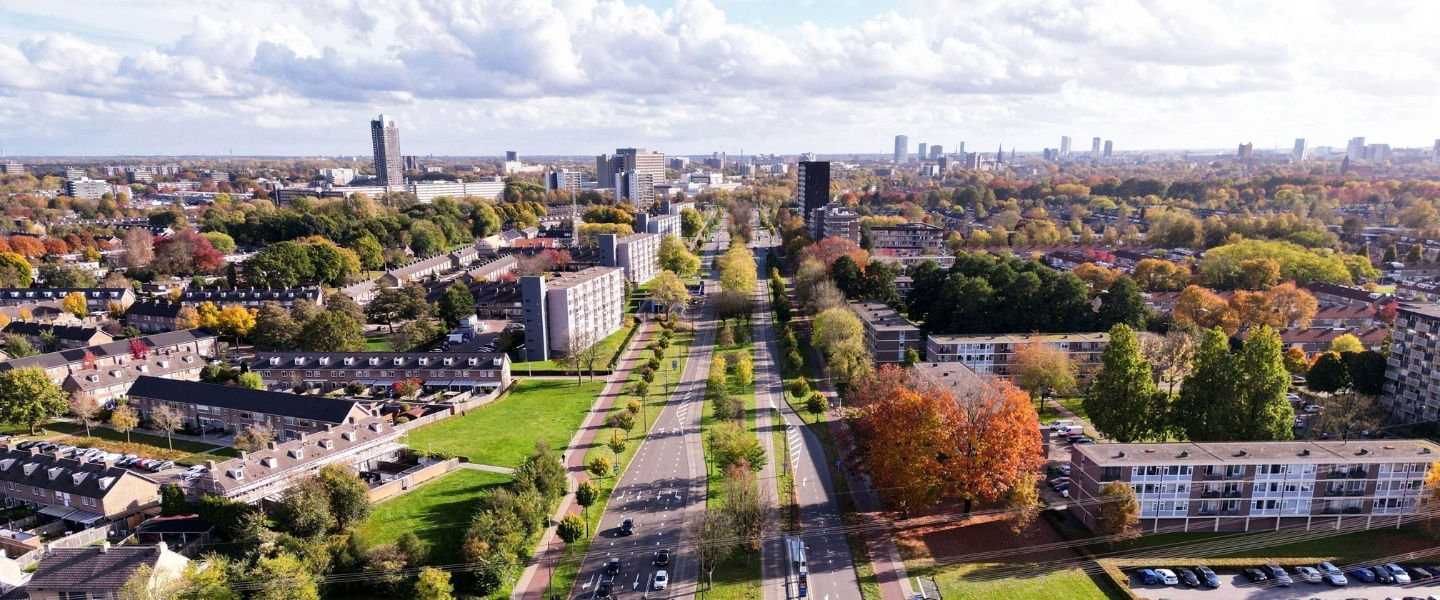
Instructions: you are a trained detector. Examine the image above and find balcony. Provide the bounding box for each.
[1324,470,1347,479]
[1344,489,1367,496]
[1323,488,1346,497]
[1347,470,1369,479]
[1200,490,1221,499]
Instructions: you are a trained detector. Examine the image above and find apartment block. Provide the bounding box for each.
[925,332,1109,377]
[850,302,921,363]
[248,352,511,395]
[126,377,375,441]
[186,417,402,504]
[869,223,945,256]
[636,213,682,238]
[811,204,860,245]
[600,232,660,285]
[1069,440,1439,533]
[180,287,323,309]
[1383,303,1440,422]
[521,267,626,361]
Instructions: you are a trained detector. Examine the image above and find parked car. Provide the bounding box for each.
[1375,564,1397,583]
[1346,567,1375,583]
[1262,563,1293,587]
[655,549,670,566]
[1318,561,1342,576]
[1194,565,1221,588]
[1057,464,1071,476]
[1323,570,1348,586]
[1384,563,1411,583]
[1294,566,1321,583]
[1048,477,1070,487]
[150,460,175,471]
[1406,566,1434,581]
[1135,569,1160,585]
[1154,569,1179,585]
[1047,419,1076,431]
[1052,482,1069,493]
[653,570,669,590]
[1242,568,1268,583]
[1175,568,1199,587]
[1422,565,1440,579]
[1073,438,1096,444]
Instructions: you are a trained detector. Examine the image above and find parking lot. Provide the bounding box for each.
[1128,569,1440,600]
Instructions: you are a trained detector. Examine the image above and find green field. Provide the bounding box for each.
[699,333,763,600]
[1107,527,1436,563]
[932,564,1123,600]
[47,421,223,454]
[512,323,635,373]
[407,379,603,467]
[357,469,513,564]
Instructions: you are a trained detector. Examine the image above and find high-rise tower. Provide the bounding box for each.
[371,114,403,186]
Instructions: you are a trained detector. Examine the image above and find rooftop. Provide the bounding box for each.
[29,544,168,593]
[927,332,1110,344]
[126,377,369,424]
[545,266,623,290]
[850,301,919,332]
[1073,439,1440,466]
[1397,302,1440,320]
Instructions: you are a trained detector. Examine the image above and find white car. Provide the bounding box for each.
[653,570,668,590]
[1047,419,1076,431]
[1385,563,1411,583]
[1293,566,1321,583]
[1154,569,1179,585]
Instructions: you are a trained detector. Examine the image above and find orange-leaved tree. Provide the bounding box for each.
[936,377,1045,516]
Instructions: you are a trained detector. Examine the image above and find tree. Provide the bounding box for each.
[297,311,366,351]
[437,281,473,329]
[250,302,299,350]
[1096,275,1146,329]
[1307,351,1350,394]
[1330,333,1365,354]
[161,483,188,516]
[1174,285,1238,334]
[247,553,320,600]
[1083,324,1161,442]
[1,334,35,358]
[1283,346,1309,375]
[122,228,154,268]
[806,392,826,415]
[175,305,202,330]
[708,421,765,472]
[1006,472,1042,537]
[414,567,454,600]
[200,231,236,254]
[68,393,99,437]
[557,513,586,544]
[40,264,97,289]
[1407,243,1425,263]
[831,255,863,298]
[607,410,636,436]
[1310,392,1385,441]
[273,479,336,538]
[236,372,265,390]
[1132,258,1189,292]
[1347,350,1388,396]
[0,367,67,434]
[1238,257,1282,290]
[650,270,689,314]
[215,305,256,339]
[110,404,139,443]
[1171,327,1236,441]
[153,230,223,276]
[587,456,612,480]
[690,508,735,591]
[720,461,772,565]
[575,481,599,534]
[1011,340,1077,408]
[607,432,627,462]
[150,405,184,450]
[790,377,811,399]
[658,234,701,276]
[234,424,276,452]
[317,463,372,531]
[938,378,1046,516]
[1266,282,1318,328]
[1098,480,1140,542]
[60,292,87,319]
[680,207,704,238]
[1140,330,1198,397]
[0,252,28,288]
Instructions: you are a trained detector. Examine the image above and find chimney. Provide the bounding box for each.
[28,448,38,456]
[99,541,110,553]
[205,460,216,471]
[296,432,307,442]
[266,441,277,450]
[238,451,247,460]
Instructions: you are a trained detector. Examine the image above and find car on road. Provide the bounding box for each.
[655,549,670,566]
[1242,568,1268,583]
[1294,566,1321,583]
[1175,567,1199,587]
[1385,563,1412,583]
[653,570,668,590]
[620,518,634,536]
[1262,563,1293,586]
[606,559,621,576]
[1346,567,1375,582]
[1153,568,1179,585]
[596,580,612,598]
[1135,569,1160,585]
[1194,565,1221,588]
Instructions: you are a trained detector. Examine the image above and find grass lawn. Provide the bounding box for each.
[407,379,603,467]
[512,323,636,373]
[1057,397,1089,422]
[357,469,513,565]
[365,335,391,351]
[699,334,763,600]
[932,564,1123,600]
[1106,527,1437,563]
[47,422,223,457]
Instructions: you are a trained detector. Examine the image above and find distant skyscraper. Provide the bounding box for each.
[1237,143,1254,158]
[917,143,928,161]
[505,151,519,161]
[1091,137,1101,156]
[894,135,909,164]
[370,114,403,186]
[1346,137,1366,161]
[798,161,831,223]
[596,148,666,194]
[1060,136,1072,156]
[1292,139,1307,161]
[930,145,943,159]
[1433,139,1440,157]
[958,142,965,155]
[1103,140,1113,157]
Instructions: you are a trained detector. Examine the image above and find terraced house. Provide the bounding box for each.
[0,287,135,313]
[247,352,512,395]
[1069,440,1439,533]
[179,287,323,309]
[186,417,401,504]
[0,446,159,525]
[125,376,375,440]
[0,329,217,404]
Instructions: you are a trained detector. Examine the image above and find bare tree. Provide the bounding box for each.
[1308,392,1387,441]
[689,508,735,591]
[234,425,277,452]
[67,392,100,438]
[122,228,154,269]
[1140,330,1198,397]
[721,460,774,567]
[150,405,184,450]
[560,326,604,384]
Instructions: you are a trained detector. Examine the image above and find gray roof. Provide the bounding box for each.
[0,288,132,302]
[1073,439,1440,467]
[123,301,183,318]
[250,352,509,374]
[180,287,321,303]
[127,377,369,425]
[198,417,398,494]
[29,545,163,593]
[1,322,106,342]
[850,302,918,332]
[0,328,216,373]
[0,447,155,500]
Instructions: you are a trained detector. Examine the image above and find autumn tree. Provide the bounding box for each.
[1098,480,1140,542]
[150,405,184,450]
[1330,333,1364,354]
[1238,257,1282,290]
[658,233,701,277]
[0,252,32,287]
[110,404,139,443]
[690,508,735,591]
[1139,330,1197,397]
[1266,282,1318,328]
[1132,258,1189,292]
[1283,346,1310,375]
[122,228,154,268]
[1011,339,1077,408]
[1006,472,1043,537]
[649,269,689,314]
[67,392,99,437]
[1174,285,1238,334]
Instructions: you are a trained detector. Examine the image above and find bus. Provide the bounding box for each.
[788,537,808,598]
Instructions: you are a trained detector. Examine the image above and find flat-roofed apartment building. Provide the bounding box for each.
[1384,303,1440,422]
[521,267,626,361]
[248,352,511,395]
[925,332,1109,377]
[600,232,661,285]
[850,301,921,363]
[869,223,944,256]
[1069,440,1439,533]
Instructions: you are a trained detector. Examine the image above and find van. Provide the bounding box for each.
[1059,425,1085,437]
[1047,419,1076,431]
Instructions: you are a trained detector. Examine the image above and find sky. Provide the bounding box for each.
[0,0,1438,157]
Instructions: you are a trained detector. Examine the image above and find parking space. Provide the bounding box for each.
[1127,568,1440,600]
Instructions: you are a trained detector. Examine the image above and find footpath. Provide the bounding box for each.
[511,320,656,600]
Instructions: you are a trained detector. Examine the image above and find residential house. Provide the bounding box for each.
[124,301,185,333]
[0,329,217,404]
[0,288,135,313]
[1068,439,1439,533]
[1238,327,1388,355]
[376,247,482,288]
[0,300,77,326]
[186,417,402,504]
[27,542,188,600]
[0,446,159,522]
[180,287,323,309]
[1309,306,1379,329]
[125,377,376,440]
[1304,282,1391,308]
[247,352,511,395]
[1,322,110,351]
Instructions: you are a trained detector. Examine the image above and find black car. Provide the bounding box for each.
[1374,565,1397,583]
[620,518,634,536]
[1242,568,1268,583]
[596,580,612,598]
[606,559,621,576]
[1193,565,1221,588]
[655,549,670,566]
[1176,568,1200,587]
[1406,566,1434,581]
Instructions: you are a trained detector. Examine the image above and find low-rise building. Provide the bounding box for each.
[0,300,75,326]
[1,322,111,350]
[925,332,1109,378]
[180,287,323,309]
[470,282,523,319]
[0,329,217,403]
[27,542,188,600]
[0,288,135,312]
[126,377,375,440]
[248,352,511,395]
[187,417,402,504]
[377,247,482,288]
[869,223,944,257]
[600,232,661,285]
[1239,326,1388,354]
[124,301,185,333]
[521,267,626,361]
[0,446,159,522]
[1304,282,1391,308]
[1068,439,1439,533]
[1309,306,1379,329]
[465,255,518,283]
[850,302,921,363]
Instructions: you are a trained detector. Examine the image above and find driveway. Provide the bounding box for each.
[1127,568,1440,600]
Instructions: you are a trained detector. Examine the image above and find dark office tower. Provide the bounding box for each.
[918,143,928,161]
[798,161,831,223]
[930,145,943,159]
[505,151,519,161]
[370,114,403,186]
[1103,140,1113,157]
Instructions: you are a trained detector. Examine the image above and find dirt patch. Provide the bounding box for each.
[895,500,1081,570]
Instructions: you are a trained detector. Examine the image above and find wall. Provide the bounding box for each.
[368,458,459,503]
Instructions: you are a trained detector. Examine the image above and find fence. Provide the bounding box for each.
[368,458,459,503]
[394,384,511,432]
[12,525,111,569]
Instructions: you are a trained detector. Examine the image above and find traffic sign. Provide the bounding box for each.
[613,465,620,475]
[671,360,678,370]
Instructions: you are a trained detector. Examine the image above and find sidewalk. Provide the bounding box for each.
[511,319,656,600]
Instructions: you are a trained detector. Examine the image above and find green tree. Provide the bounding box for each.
[0,252,32,288]
[1329,333,1364,354]
[1231,325,1294,440]
[680,207,704,238]
[297,311,366,352]
[236,372,266,390]
[1083,324,1161,442]
[351,234,385,270]
[557,513,586,544]
[1171,328,1236,441]
[607,433,626,462]
[272,480,336,539]
[789,376,810,399]
[0,367,67,434]
[1347,350,1389,396]
[1,334,36,358]
[317,464,372,531]
[437,281,473,329]
[587,456,612,480]
[200,231,236,254]
[575,481,599,534]
[161,483,188,516]
[414,567,454,600]
[1382,244,1398,263]
[1407,243,1425,263]
[1307,351,1350,393]
[1098,480,1140,543]
[247,553,320,600]
[1096,275,1146,329]
[650,269,690,313]
[806,392,826,415]
[40,264,97,289]
[659,234,701,277]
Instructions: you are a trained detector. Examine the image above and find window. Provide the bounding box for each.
[1100,467,1123,481]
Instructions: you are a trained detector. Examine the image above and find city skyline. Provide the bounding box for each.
[1,0,1439,156]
